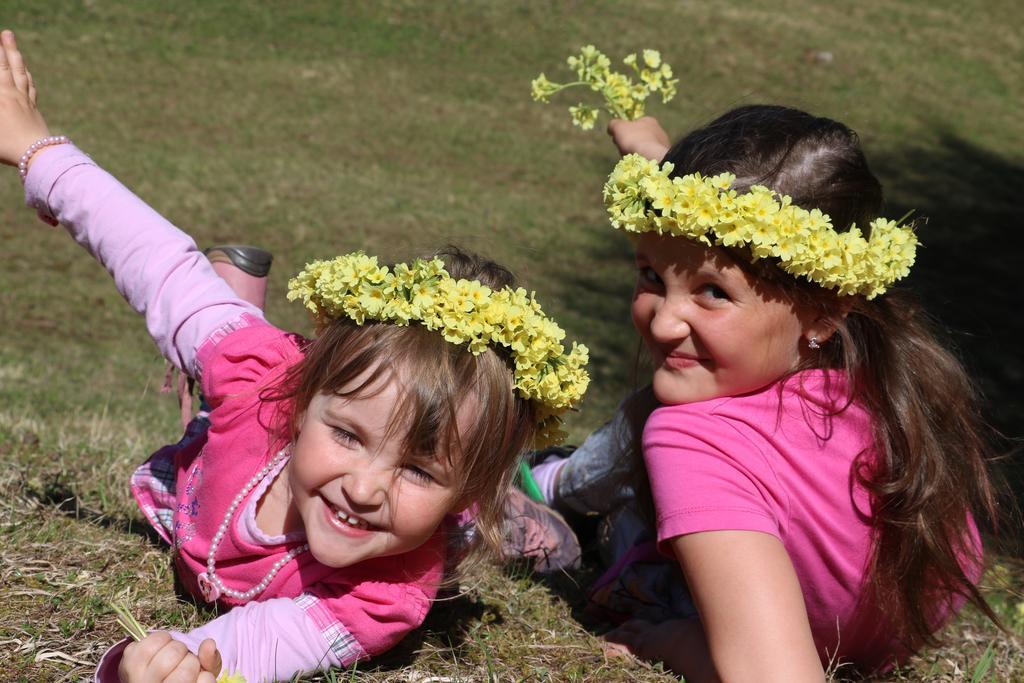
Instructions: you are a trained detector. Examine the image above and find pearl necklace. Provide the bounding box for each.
[196,447,309,603]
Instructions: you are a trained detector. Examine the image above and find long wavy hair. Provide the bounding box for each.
[629,104,1001,649]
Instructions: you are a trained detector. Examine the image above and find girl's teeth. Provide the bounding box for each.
[334,509,368,529]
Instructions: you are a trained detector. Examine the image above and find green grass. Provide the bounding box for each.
[1,1,1022,680]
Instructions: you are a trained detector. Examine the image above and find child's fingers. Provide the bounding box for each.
[601,639,636,659]
[147,640,198,682]
[602,626,635,648]
[196,638,221,675]
[120,631,172,679]
[0,29,50,167]
[0,30,12,88]
[161,654,204,683]
[172,656,222,683]
[120,632,193,682]
[1,30,31,94]
[602,618,652,652]
[124,630,175,659]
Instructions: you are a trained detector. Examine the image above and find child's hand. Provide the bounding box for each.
[119,632,222,683]
[0,29,50,167]
[603,618,717,681]
[606,116,670,161]
[603,618,662,661]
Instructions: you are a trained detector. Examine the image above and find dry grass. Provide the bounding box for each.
[3,414,1023,681]
[1,0,1022,680]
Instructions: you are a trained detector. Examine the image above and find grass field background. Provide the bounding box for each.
[1,1,1022,680]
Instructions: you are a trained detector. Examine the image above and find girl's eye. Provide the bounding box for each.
[637,266,662,287]
[331,427,359,446]
[403,464,435,484]
[699,283,730,301]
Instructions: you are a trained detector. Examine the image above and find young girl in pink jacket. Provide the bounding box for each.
[0,30,588,682]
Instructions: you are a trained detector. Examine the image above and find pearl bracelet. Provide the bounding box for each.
[18,135,70,182]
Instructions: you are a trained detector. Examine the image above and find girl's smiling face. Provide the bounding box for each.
[280,365,467,569]
[631,232,814,405]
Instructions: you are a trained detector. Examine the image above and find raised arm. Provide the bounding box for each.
[23,147,264,375]
[1,29,262,377]
[607,116,671,161]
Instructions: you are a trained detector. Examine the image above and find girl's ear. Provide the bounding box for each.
[802,299,853,347]
[292,408,307,439]
[804,319,838,346]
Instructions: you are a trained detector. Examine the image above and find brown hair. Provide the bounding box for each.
[635,105,1000,649]
[265,247,536,564]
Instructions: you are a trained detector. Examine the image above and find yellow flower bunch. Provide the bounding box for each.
[287,253,590,446]
[531,45,678,130]
[604,154,918,298]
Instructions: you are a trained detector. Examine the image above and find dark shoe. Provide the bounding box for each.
[204,245,273,310]
[204,244,273,277]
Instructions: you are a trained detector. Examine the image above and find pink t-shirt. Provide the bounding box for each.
[642,370,979,670]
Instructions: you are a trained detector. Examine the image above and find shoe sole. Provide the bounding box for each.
[204,245,273,278]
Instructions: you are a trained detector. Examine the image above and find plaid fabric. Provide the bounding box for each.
[294,593,366,665]
[129,416,210,546]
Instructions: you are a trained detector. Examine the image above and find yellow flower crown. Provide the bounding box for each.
[287,252,590,446]
[604,154,919,299]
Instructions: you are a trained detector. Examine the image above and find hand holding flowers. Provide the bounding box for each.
[112,603,241,682]
[607,116,671,160]
[531,45,678,130]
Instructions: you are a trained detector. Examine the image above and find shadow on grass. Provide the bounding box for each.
[874,133,1023,442]
[21,469,166,546]
[565,231,637,356]
[359,589,501,674]
[873,134,1024,522]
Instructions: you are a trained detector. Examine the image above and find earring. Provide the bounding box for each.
[808,337,821,350]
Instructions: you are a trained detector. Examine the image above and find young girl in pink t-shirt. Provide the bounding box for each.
[0,31,588,683]
[528,109,999,678]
